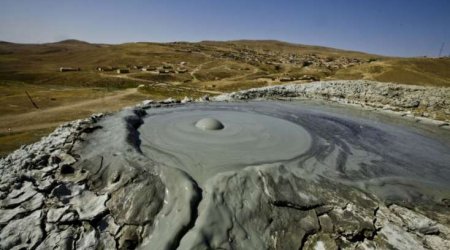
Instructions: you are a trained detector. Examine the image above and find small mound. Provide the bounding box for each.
[195,118,224,130]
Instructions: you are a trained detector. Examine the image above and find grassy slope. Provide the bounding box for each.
[333,57,450,86]
[203,40,377,58]
[1,39,449,87]
[1,39,449,156]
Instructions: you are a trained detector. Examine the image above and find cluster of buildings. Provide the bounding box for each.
[60,62,189,75]
[97,62,188,74]
[213,49,367,70]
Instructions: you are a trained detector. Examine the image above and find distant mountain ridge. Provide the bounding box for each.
[0,39,378,56]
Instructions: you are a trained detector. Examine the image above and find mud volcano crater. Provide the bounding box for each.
[2,97,450,249]
[123,101,450,249]
[138,102,450,200]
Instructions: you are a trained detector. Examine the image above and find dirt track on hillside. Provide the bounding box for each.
[0,88,139,134]
[102,72,224,95]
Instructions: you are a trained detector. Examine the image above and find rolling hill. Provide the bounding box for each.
[0,39,449,156]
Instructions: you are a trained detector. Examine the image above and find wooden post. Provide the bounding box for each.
[25,91,39,109]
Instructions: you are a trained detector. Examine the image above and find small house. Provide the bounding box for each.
[158,68,175,74]
[117,69,130,74]
[59,67,80,72]
[97,66,116,72]
[299,75,319,81]
[142,67,157,72]
[279,76,294,82]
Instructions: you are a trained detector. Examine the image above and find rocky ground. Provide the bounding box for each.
[214,80,450,123]
[0,80,449,250]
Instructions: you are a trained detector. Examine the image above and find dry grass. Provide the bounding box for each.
[333,58,450,86]
[1,39,449,156]
[0,128,54,157]
[0,81,118,115]
[137,84,207,100]
[132,72,193,83]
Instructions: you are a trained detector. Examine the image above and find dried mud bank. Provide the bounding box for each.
[1,81,450,250]
[214,80,450,127]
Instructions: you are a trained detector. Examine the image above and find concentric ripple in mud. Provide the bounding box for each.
[139,101,450,201]
[140,110,312,183]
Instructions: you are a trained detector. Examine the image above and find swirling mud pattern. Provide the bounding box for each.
[140,102,450,201]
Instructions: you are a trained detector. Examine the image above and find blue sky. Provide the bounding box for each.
[1,0,449,57]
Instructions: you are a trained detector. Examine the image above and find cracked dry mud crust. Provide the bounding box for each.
[1,80,450,250]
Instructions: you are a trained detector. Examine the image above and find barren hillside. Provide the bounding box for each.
[1,39,449,156]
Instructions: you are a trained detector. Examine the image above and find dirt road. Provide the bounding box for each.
[103,72,223,95]
[0,88,140,134]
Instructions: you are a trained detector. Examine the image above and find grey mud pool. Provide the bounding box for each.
[71,100,450,249]
[138,101,450,200]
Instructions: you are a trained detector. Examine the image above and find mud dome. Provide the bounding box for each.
[194,117,224,130]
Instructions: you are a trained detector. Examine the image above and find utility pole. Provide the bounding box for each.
[438,42,445,57]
